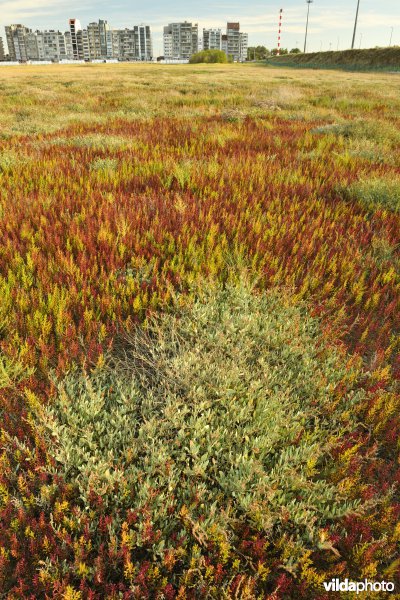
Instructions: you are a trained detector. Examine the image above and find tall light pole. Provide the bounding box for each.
[304,0,313,53]
[389,27,394,47]
[351,0,361,49]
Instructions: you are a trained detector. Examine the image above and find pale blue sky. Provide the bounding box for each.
[1,0,399,55]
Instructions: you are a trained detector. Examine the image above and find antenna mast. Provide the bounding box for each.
[277,9,283,55]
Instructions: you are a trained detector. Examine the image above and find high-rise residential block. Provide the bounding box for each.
[25,31,41,60]
[0,36,5,60]
[163,28,173,58]
[64,32,74,59]
[119,29,137,60]
[106,30,121,59]
[163,22,198,60]
[221,34,228,55]
[79,29,91,61]
[69,18,83,60]
[98,20,110,58]
[87,20,110,59]
[5,24,31,61]
[43,30,72,61]
[113,26,152,61]
[23,30,73,61]
[239,32,248,62]
[226,22,248,62]
[203,28,222,51]
[87,22,101,59]
[134,25,152,61]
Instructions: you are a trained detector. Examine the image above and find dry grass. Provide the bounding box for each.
[0,63,399,137]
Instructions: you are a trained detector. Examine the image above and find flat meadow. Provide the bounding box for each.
[0,63,399,598]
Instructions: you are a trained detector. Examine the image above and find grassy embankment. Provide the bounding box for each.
[0,63,399,599]
[268,46,400,72]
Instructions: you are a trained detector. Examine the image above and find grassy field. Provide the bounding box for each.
[0,63,399,599]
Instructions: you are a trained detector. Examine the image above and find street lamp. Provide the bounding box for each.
[304,0,313,53]
[351,0,361,49]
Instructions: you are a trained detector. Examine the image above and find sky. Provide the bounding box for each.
[1,0,399,56]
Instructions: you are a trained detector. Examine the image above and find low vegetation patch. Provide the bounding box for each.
[28,282,365,592]
[339,176,400,212]
[189,49,228,64]
[0,151,20,173]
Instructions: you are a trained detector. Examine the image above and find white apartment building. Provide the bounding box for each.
[226,22,248,62]
[113,26,152,61]
[24,32,41,60]
[23,30,73,61]
[5,24,31,61]
[135,25,152,61]
[239,32,248,62]
[0,37,5,60]
[203,28,222,51]
[163,22,198,60]
[64,32,74,60]
[44,31,71,61]
[87,22,102,59]
[120,29,137,60]
[87,20,110,59]
[163,30,173,58]
[78,29,91,61]
[106,30,120,59]
[69,18,82,60]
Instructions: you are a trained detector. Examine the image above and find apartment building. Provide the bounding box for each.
[163,29,173,58]
[69,18,83,60]
[5,24,31,61]
[87,20,110,59]
[162,21,247,61]
[221,34,228,55]
[163,22,198,60]
[111,27,151,61]
[24,32,41,60]
[203,28,222,51]
[19,30,73,61]
[0,36,5,60]
[64,32,74,60]
[226,22,248,62]
[106,30,120,59]
[98,20,110,58]
[79,29,91,61]
[134,25,152,61]
[117,29,136,60]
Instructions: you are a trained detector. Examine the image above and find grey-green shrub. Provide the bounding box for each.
[341,177,400,213]
[0,152,18,174]
[37,282,364,558]
[89,156,118,172]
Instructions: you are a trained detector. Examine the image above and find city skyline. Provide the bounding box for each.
[3,20,250,63]
[1,0,400,56]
